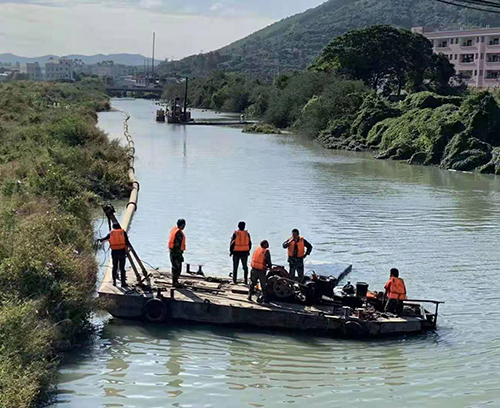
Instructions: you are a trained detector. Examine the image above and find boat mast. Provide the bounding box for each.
[151,32,156,82]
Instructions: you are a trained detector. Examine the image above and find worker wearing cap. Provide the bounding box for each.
[384,268,407,315]
[168,219,186,287]
[99,223,131,287]
[248,240,272,302]
[230,221,252,285]
[282,229,313,280]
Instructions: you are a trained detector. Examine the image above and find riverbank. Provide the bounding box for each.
[314,91,500,174]
[0,80,130,408]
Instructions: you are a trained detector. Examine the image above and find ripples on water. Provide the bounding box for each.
[55,100,500,407]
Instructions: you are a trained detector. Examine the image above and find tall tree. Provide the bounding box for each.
[312,25,454,95]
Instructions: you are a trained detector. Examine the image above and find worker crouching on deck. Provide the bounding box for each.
[230,221,252,285]
[248,240,272,302]
[384,268,407,315]
[168,219,186,287]
[282,229,313,280]
[99,223,131,287]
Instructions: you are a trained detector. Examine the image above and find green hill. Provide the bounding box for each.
[159,0,500,77]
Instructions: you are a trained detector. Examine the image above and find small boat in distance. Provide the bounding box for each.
[167,77,192,124]
[156,108,165,122]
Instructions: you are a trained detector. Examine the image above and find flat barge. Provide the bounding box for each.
[104,110,443,339]
[98,265,442,338]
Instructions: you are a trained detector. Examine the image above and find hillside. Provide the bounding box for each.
[0,53,148,66]
[158,0,500,77]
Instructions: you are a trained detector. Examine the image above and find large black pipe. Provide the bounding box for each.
[183,77,189,117]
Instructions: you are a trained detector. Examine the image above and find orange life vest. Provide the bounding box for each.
[251,247,269,270]
[288,237,305,258]
[109,229,127,250]
[386,277,407,300]
[233,230,250,252]
[168,227,186,251]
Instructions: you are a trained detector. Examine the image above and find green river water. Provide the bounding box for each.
[54,99,500,408]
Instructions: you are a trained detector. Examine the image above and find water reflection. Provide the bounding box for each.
[55,99,500,408]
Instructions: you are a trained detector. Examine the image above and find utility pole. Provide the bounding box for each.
[152,32,156,81]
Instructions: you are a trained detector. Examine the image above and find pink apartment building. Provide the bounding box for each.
[412,26,500,88]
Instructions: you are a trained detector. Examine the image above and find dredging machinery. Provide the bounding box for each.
[98,205,443,338]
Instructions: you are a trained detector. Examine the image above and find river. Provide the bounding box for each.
[55,99,500,407]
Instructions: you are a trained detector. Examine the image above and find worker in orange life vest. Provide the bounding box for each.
[384,268,407,315]
[230,221,252,285]
[248,240,272,302]
[282,229,313,280]
[168,219,186,287]
[99,223,130,287]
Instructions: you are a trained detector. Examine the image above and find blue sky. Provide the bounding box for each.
[0,0,326,58]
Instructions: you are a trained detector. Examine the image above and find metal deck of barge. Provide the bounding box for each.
[98,265,440,338]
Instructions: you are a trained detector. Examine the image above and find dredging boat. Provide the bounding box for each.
[166,77,192,124]
[98,257,443,338]
[101,115,443,340]
[155,108,165,122]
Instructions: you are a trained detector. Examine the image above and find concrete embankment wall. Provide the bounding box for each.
[100,111,139,287]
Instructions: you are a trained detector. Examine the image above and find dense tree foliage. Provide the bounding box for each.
[0,80,129,407]
[312,25,455,95]
[158,0,500,77]
[163,72,269,113]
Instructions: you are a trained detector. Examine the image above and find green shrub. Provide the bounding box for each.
[350,94,400,139]
[0,81,129,408]
[400,91,462,111]
[243,123,281,134]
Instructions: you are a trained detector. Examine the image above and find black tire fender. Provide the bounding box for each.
[343,319,367,338]
[143,298,168,323]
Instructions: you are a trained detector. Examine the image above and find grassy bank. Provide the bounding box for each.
[0,79,130,407]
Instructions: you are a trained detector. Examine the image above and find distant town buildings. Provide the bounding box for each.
[414,26,500,88]
[45,58,73,81]
[0,57,149,83]
[26,62,42,81]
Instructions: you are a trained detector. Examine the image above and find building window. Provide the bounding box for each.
[461,54,475,63]
[474,70,477,76]
[487,53,500,62]
[489,38,500,45]
[459,70,473,79]
[463,39,473,47]
[437,40,448,48]
[454,54,458,60]
[486,70,500,79]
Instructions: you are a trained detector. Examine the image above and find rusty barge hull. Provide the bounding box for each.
[98,269,434,338]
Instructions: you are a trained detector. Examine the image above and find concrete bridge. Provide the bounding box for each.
[106,87,163,96]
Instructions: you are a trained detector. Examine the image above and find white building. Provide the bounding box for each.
[26,62,42,81]
[45,58,73,81]
[413,26,500,88]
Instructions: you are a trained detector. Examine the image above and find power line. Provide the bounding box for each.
[433,0,500,13]
[460,0,500,7]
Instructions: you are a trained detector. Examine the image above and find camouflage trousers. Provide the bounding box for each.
[170,251,184,285]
